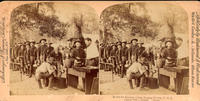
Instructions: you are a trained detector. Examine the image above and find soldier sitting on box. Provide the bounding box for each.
[35,56,56,90]
[126,55,148,90]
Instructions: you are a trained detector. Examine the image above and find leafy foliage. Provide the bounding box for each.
[100,3,158,42]
[11,3,69,41]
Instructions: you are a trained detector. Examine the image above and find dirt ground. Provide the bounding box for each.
[10,70,84,95]
[99,70,176,95]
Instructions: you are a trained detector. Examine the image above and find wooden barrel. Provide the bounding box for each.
[148,77,159,89]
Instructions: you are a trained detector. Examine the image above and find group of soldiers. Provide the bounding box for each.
[10,39,58,78]
[99,37,180,89]
[10,37,99,90]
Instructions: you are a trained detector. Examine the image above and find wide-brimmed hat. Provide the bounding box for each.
[122,41,127,44]
[30,41,36,44]
[73,39,81,44]
[131,38,138,43]
[165,39,174,45]
[39,39,47,43]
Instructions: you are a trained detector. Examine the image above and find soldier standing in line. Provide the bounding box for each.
[121,41,128,78]
[24,41,31,77]
[125,42,132,73]
[37,39,48,63]
[131,39,138,63]
[18,42,26,74]
[29,41,37,77]
[137,42,145,57]
[13,43,21,71]
[116,42,123,76]
[45,43,54,57]
[109,44,117,74]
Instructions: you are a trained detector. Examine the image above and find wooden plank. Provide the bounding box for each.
[159,68,176,78]
[90,77,99,94]
[68,68,85,78]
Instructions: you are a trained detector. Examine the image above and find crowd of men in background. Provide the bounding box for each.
[99,37,189,89]
[10,38,99,90]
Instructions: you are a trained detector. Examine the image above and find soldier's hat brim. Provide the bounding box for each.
[117,42,122,46]
[131,39,138,42]
[30,41,36,44]
[40,39,47,43]
[74,39,81,44]
[165,39,174,45]
[122,41,127,44]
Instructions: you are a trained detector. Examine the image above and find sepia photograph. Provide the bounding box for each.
[9,2,99,95]
[99,2,189,95]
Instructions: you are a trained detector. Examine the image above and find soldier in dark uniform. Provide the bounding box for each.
[121,41,128,77]
[37,39,48,63]
[131,39,138,63]
[70,40,86,67]
[24,41,31,77]
[116,42,124,77]
[161,39,177,67]
[29,41,37,77]
[109,44,117,74]
[137,42,145,57]
[13,43,22,70]
[45,43,54,57]
[18,43,26,74]
[124,42,132,73]
[99,43,106,69]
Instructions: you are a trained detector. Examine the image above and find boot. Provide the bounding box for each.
[128,80,134,89]
[37,80,43,89]
[48,75,54,90]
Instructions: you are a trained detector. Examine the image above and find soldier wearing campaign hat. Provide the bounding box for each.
[24,41,31,76]
[109,43,117,74]
[116,42,125,76]
[137,41,145,58]
[17,42,26,74]
[131,38,139,63]
[162,39,177,67]
[29,40,37,77]
[37,38,48,63]
[71,39,86,67]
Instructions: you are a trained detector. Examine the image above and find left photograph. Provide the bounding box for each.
[9,2,99,95]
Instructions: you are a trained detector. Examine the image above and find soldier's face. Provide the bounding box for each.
[117,45,121,49]
[176,39,183,47]
[41,41,45,45]
[21,45,24,49]
[75,42,81,48]
[26,45,30,49]
[127,44,131,48]
[30,43,34,46]
[85,40,92,47]
[122,43,126,47]
[48,57,54,64]
[166,42,173,48]
[112,46,116,49]
[139,57,145,64]
[132,41,136,45]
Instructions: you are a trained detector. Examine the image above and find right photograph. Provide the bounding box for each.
[99,2,189,95]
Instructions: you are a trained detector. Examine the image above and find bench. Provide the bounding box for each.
[67,66,99,94]
[159,66,189,94]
